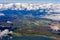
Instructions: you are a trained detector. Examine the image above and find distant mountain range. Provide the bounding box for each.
[0,3,60,11]
[0,3,60,22]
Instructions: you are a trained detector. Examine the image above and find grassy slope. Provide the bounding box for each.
[12,20,60,40]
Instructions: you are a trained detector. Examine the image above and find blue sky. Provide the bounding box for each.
[0,0,60,3]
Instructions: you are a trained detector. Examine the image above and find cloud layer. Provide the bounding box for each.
[0,3,60,12]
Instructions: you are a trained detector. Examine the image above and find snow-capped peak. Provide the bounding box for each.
[0,3,60,12]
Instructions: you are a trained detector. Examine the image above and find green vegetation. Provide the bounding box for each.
[12,19,60,40]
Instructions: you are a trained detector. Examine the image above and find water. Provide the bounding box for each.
[2,36,55,40]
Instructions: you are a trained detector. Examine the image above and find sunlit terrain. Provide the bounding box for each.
[0,3,60,40]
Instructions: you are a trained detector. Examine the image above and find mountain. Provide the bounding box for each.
[0,3,59,11]
[0,3,60,38]
[0,3,60,22]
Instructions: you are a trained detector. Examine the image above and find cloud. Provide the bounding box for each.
[7,21,12,23]
[0,13,5,16]
[0,29,13,38]
[50,25,60,31]
[42,14,60,20]
[0,3,60,13]
[0,3,59,11]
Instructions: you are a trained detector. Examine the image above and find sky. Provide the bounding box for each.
[0,0,60,3]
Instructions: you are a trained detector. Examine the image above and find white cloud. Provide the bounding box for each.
[0,29,13,38]
[42,14,60,20]
[0,4,3,9]
[7,21,12,23]
[50,25,60,31]
[0,3,60,12]
[0,13,5,16]
[0,29,9,38]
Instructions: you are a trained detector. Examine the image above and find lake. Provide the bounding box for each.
[2,36,55,40]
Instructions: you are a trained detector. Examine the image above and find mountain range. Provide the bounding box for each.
[0,3,60,21]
